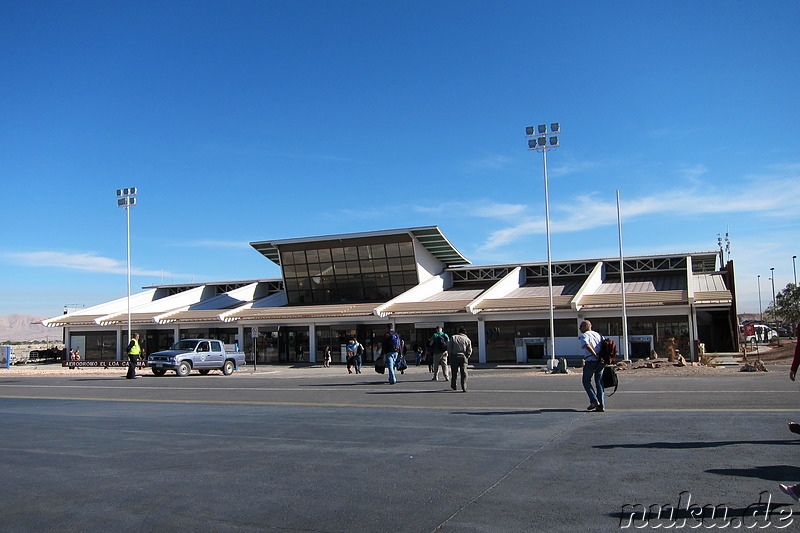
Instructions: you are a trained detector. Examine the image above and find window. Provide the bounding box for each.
[280,236,418,304]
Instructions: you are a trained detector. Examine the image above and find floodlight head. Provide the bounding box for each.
[129,187,137,195]
[537,137,546,146]
[526,126,534,136]
[537,124,546,134]
[551,123,560,133]
[117,198,127,207]
[129,197,136,206]
[528,139,537,148]
[549,136,558,146]
[116,189,123,197]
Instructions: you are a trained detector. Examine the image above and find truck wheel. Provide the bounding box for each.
[198,369,210,375]
[176,361,191,377]
[222,360,235,376]
[152,368,167,377]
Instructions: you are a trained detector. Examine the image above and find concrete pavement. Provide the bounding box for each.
[1,364,799,532]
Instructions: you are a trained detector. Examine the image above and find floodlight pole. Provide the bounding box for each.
[793,255,797,286]
[770,267,776,319]
[526,123,560,365]
[117,188,137,350]
[757,275,763,321]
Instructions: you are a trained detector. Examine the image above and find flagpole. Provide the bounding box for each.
[616,190,629,361]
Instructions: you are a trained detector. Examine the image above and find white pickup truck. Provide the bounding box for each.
[147,339,246,377]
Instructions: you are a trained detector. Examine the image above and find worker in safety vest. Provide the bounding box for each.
[125,332,142,379]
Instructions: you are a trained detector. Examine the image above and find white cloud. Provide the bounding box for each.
[475,163,800,252]
[677,163,708,184]
[465,153,514,171]
[2,251,181,277]
[414,201,525,220]
[549,158,610,178]
[177,240,251,249]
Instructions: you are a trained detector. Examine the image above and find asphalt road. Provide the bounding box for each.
[2,365,800,532]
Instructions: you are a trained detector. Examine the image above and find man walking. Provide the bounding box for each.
[382,324,401,385]
[125,332,142,379]
[448,327,472,392]
[429,326,450,381]
[579,320,605,411]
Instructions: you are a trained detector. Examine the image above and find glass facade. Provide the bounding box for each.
[485,319,575,362]
[280,235,419,304]
[243,327,308,363]
[178,327,238,347]
[71,331,117,360]
[627,315,691,358]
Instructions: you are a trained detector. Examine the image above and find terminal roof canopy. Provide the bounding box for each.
[249,226,471,267]
[249,227,471,306]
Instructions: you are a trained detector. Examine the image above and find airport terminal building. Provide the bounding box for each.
[43,226,739,365]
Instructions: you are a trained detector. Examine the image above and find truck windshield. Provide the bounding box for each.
[171,340,200,351]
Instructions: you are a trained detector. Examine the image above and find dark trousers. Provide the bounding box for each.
[126,354,138,378]
[450,354,468,391]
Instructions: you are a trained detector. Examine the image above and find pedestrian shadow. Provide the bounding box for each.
[366,388,453,394]
[301,379,436,387]
[73,377,133,381]
[595,439,800,450]
[453,408,581,415]
[705,465,800,481]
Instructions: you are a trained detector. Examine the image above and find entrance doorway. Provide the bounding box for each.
[280,326,308,363]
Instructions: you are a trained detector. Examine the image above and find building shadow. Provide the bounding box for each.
[594,439,800,450]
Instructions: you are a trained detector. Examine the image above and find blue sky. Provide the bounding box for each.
[1,1,798,318]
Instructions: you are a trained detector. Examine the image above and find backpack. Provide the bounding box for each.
[602,365,619,395]
[598,337,617,365]
[383,332,401,353]
[434,333,449,352]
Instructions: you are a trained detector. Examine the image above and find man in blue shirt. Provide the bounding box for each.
[579,320,605,412]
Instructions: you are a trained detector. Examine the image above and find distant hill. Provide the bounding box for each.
[0,314,62,343]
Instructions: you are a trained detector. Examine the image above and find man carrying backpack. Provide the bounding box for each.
[382,323,401,384]
[429,326,450,382]
[579,320,605,412]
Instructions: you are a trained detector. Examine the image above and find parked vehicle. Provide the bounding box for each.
[740,324,779,344]
[147,339,245,376]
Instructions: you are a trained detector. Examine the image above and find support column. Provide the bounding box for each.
[308,323,317,363]
[116,328,123,360]
[477,317,487,364]
[237,323,245,352]
[688,306,699,362]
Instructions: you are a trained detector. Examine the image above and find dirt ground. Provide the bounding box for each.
[614,338,798,378]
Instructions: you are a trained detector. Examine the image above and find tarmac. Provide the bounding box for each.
[2,362,800,532]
